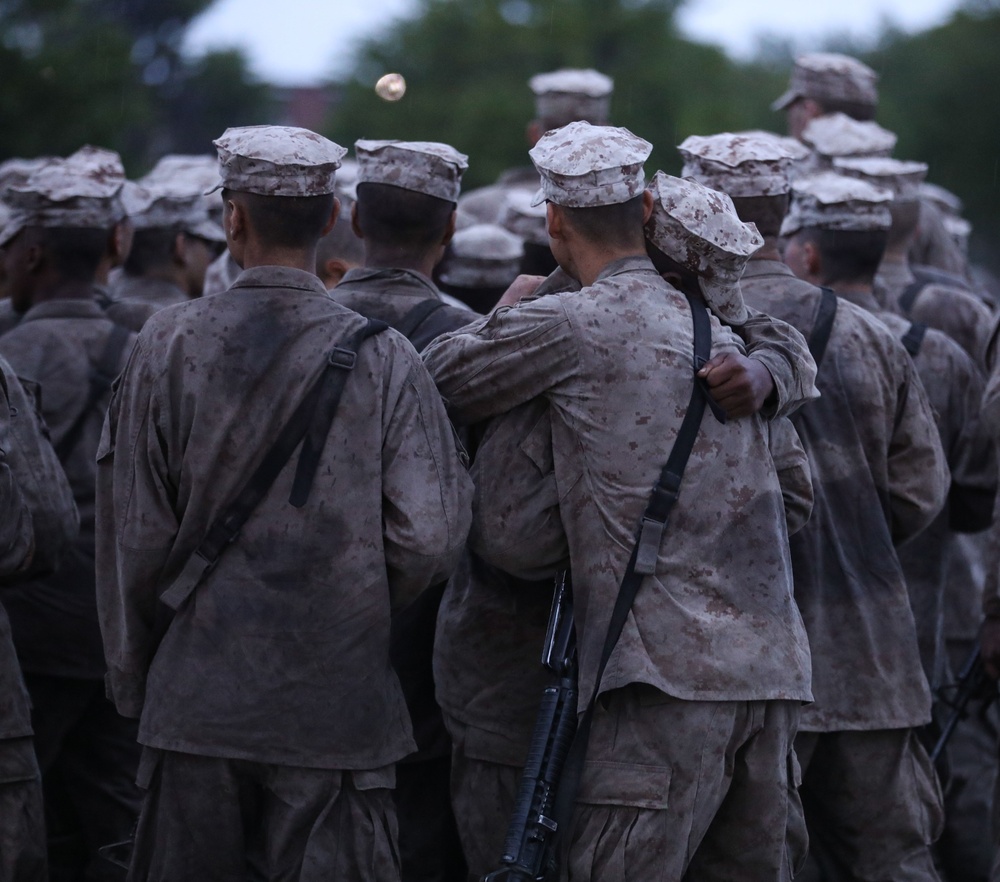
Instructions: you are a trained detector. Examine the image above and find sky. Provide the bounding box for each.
[184,0,962,86]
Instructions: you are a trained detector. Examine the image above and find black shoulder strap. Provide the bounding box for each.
[807,287,838,370]
[54,322,131,460]
[397,298,448,350]
[158,318,388,612]
[901,321,928,357]
[552,290,714,839]
[898,279,926,315]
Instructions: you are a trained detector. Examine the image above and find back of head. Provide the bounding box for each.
[354,182,455,253]
[772,52,879,118]
[833,156,928,250]
[529,68,614,132]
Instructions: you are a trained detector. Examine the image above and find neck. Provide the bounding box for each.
[748,237,782,262]
[363,243,439,279]
[239,243,318,274]
[570,245,646,288]
[31,278,96,305]
[880,249,908,265]
[827,278,874,297]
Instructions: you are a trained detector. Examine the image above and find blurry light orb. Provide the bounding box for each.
[375,73,406,102]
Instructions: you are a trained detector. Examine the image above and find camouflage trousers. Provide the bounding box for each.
[126,748,402,882]
[795,728,944,882]
[0,737,47,882]
[449,688,804,881]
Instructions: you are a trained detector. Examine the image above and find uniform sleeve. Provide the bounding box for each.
[0,357,77,579]
[767,416,813,537]
[469,399,569,580]
[887,356,950,545]
[939,353,996,533]
[0,372,35,579]
[735,308,820,419]
[422,296,581,425]
[381,344,473,610]
[95,339,178,718]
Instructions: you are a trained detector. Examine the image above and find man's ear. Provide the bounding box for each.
[546,203,563,241]
[640,189,655,225]
[172,232,188,266]
[320,258,352,289]
[227,197,246,242]
[441,210,457,247]
[320,197,340,238]
[803,239,822,278]
[350,201,363,240]
[526,120,543,147]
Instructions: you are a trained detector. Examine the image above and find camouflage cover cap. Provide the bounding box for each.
[645,171,760,325]
[530,68,614,126]
[0,145,126,247]
[438,223,524,288]
[0,156,56,190]
[772,52,878,111]
[801,113,897,159]
[678,131,794,197]
[499,188,549,246]
[209,125,347,197]
[832,156,928,201]
[355,140,468,203]
[142,155,219,195]
[529,121,652,208]
[918,182,963,216]
[780,171,893,237]
[943,214,971,244]
[122,182,226,242]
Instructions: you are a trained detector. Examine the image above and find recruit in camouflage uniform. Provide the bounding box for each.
[106,175,226,331]
[680,132,962,880]
[773,51,970,281]
[0,353,80,882]
[783,171,996,693]
[424,120,815,880]
[95,125,472,880]
[0,146,142,880]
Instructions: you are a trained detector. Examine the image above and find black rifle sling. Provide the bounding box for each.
[807,287,838,370]
[898,279,925,316]
[54,322,131,461]
[397,298,448,351]
[158,318,388,612]
[552,289,714,845]
[901,322,928,357]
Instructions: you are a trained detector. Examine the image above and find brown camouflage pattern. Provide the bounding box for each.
[96,265,471,768]
[424,255,813,707]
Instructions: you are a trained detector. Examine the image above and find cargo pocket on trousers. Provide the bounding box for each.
[570,760,673,881]
[348,766,401,881]
[785,748,808,876]
[906,730,945,844]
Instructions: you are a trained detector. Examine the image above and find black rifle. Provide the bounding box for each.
[484,572,577,882]
[931,641,998,763]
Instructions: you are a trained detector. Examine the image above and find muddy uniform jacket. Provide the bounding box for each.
[839,279,993,692]
[96,265,472,770]
[0,298,134,679]
[424,255,813,707]
[740,260,950,730]
[0,363,45,743]
[105,275,184,332]
[333,266,480,339]
[877,259,992,366]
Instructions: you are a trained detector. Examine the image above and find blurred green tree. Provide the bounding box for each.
[0,0,271,172]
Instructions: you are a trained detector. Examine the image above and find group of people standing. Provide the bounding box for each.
[0,49,996,882]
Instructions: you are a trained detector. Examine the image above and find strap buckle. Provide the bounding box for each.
[635,516,665,576]
[328,347,357,370]
[158,548,218,611]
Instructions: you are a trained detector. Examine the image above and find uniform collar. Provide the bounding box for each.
[230,265,329,296]
[339,266,442,299]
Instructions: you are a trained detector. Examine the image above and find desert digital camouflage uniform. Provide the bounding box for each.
[833,156,991,366]
[0,356,70,882]
[425,122,814,880]
[0,147,143,879]
[434,170,821,876]
[96,126,472,881]
[437,222,524,313]
[683,135,953,880]
[328,139,477,882]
